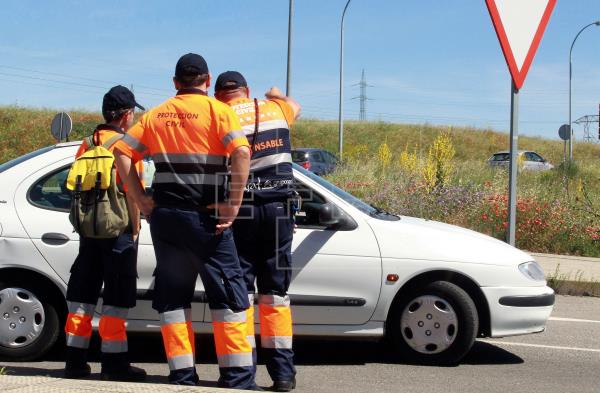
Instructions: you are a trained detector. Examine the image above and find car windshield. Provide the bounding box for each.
[0,146,55,174]
[293,163,399,220]
[291,151,309,162]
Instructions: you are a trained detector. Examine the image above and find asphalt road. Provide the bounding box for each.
[1,295,599,393]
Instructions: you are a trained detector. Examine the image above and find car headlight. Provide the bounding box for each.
[518,261,546,281]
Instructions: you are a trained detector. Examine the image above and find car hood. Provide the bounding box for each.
[367,215,533,267]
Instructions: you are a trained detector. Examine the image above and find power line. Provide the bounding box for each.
[0,71,169,98]
[0,64,172,94]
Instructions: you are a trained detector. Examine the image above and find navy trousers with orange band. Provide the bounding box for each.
[233,202,296,383]
[150,207,255,388]
[64,233,138,372]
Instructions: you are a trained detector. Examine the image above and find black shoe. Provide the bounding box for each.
[100,365,147,382]
[64,363,91,379]
[248,384,265,391]
[272,378,296,392]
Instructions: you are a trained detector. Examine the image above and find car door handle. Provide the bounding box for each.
[41,233,70,246]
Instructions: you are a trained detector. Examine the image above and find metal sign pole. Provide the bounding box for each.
[286,0,293,96]
[507,81,519,246]
[338,0,352,160]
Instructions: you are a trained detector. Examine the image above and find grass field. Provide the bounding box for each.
[2,106,599,256]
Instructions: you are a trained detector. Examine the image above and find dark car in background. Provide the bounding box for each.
[291,148,338,175]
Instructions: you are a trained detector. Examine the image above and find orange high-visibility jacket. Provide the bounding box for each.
[121,89,249,208]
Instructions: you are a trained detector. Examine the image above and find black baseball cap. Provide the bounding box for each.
[102,85,145,112]
[215,71,248,91]
[175,53,209,78]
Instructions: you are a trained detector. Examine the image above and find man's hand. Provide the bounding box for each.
[139,195,155,218]
[264,86,301,120]
[210,145,250,234]
[265,86,284,99]
[207,202,240,235]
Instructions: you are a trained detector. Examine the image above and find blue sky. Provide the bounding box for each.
[1,0,599,139]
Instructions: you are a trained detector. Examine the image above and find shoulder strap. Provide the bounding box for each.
[250,98,260,152]
[102,134,124,150]
[84,136,95,150]
[270,99,291,128]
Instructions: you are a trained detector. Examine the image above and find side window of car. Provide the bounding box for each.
[28,166,71,212]
[293,181,327,228]
[312,152,325,163]
[330,152,339,164]
[529,153,544,162]
[324,152,336,164]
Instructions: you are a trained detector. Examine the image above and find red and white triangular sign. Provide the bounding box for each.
[486,0,556,89]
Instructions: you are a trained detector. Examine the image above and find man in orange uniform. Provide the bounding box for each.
[64,85,146,382]
[215,71,301,392]
[115,54,259,390]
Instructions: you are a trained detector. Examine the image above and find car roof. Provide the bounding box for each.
[55,141,83,148]
[492,150,535,155]
[292,148,326,152]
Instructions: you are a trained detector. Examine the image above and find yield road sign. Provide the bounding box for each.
[486,0,556,89]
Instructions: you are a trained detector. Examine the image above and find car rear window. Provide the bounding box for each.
[0,146,55,174]
[292,151,309,162]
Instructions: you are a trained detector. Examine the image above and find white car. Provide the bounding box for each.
[0,142,554,365]
[487,150,554,171]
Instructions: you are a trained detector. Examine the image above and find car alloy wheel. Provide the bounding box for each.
[0,288,45,349]
[400,295,458,354]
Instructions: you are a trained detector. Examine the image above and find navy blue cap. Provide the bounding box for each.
[175,53,209,78]
[102,85,145,112]
[215,71,247,91]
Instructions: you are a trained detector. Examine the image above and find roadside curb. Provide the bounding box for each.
[531,253,600,282]
[0,375,244,392]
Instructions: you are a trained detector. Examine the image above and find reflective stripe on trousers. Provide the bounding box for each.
[160,308,195,371]
[99,305,128,353]
[247,294,256,349]
[65,301,95,349]
[211,308,254,368]
[258,294,293,349]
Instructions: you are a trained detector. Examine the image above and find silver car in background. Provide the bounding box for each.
[487,150,554,171]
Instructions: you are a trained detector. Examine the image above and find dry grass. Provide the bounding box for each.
[547,265,600,297]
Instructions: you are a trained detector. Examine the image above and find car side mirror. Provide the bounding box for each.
[318,202,357,231]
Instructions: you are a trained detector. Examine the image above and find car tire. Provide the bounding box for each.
[387,280,478,365]
[0,281,61,361]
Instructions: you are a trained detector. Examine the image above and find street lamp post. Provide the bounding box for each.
[568,20,600,162]
[338,0,352,160]
[286,0,294,96]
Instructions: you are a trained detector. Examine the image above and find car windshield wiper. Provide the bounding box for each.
[369,204,400,218]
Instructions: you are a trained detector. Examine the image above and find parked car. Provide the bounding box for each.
[487,150,554,171]
[291,148,338,175]
[0,142,554,365]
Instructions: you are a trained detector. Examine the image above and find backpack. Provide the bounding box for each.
[66,133,129,238]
